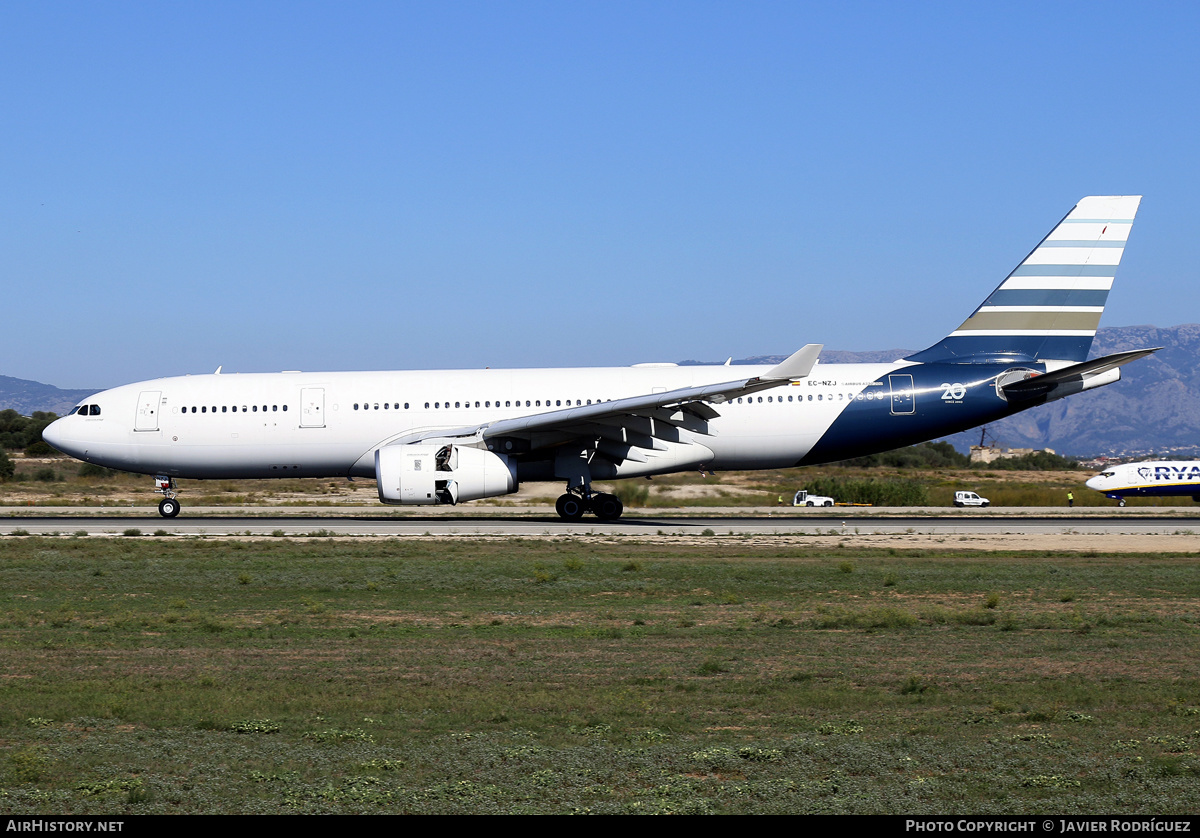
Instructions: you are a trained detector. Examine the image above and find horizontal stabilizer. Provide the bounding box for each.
[1001,348,1159,402]
[1002,348,1159,395]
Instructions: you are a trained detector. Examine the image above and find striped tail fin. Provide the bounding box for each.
[907,195,1141,364]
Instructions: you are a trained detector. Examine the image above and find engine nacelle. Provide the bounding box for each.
[375,443,517,505]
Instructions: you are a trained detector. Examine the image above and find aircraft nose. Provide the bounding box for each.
[41,417,75,457]
[1084,475,1101,489]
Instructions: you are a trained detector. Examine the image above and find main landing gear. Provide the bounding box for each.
[155,475,181,518]
[555,490,624,521]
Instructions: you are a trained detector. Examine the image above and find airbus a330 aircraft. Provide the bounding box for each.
[1086,462,1200,506]
[44,195,1156,520]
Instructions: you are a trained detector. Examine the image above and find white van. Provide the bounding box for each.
[953,491,990,508]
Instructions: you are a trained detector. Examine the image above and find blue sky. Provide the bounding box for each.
[4,2,1197,388]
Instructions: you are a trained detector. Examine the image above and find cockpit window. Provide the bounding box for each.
[89,405,101,416]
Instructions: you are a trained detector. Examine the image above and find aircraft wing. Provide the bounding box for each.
[387,344,823,459]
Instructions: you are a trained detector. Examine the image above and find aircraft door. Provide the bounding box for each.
[134,391,161,431]
[888,375,915,415]
[301,388,325,428]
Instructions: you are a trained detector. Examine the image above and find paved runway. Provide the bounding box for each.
[4,507,1199,537]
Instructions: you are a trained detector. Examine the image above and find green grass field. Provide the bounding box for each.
[2,534,1199,813]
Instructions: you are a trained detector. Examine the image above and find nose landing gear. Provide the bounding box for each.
[155,475,181,518]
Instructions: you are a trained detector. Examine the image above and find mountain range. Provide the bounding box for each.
[5,324,1197,457]
[0,376,98,418]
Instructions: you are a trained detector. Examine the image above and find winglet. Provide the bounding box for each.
[764,344,823,380]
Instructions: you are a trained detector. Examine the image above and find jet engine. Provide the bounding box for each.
[375,443,517,505]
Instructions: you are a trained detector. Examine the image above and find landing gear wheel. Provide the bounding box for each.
[555,493,587,521]
[158,497,180,518]
[1118,499,1126,507]
[592,493,624,521]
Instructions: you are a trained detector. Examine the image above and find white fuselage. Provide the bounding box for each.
[1085,461,1200,500]
[45,362,907,481]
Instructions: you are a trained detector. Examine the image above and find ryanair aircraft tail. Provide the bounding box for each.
[907,195,1142,365]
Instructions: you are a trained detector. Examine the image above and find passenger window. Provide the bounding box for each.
[222,406,227,413]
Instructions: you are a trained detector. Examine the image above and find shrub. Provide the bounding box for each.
[804,476,930,506]
[613,482,650,507]
[836,441,970,469]
[987,451,1080,471]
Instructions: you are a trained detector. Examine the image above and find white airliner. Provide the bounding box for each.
[44,196,1156,520]
[1085,462,1200,506]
